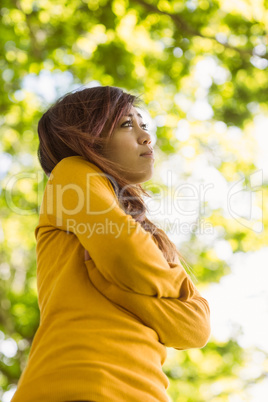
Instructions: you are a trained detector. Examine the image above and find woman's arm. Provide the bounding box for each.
[38,156,197,299]
[85,259,211,350]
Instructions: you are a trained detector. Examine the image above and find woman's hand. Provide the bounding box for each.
[84,248,92,261]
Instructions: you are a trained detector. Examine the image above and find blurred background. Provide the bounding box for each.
[0,0,267,401]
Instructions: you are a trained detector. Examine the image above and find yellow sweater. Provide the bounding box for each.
[12,156,210,402]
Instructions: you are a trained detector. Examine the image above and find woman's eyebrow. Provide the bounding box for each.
[125,113,143,119]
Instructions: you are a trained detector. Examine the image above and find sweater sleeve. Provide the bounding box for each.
[39,156,194,298]
[85,259,211,350]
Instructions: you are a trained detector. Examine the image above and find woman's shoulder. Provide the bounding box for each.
[47,155,116,197]
[50,155,103,177]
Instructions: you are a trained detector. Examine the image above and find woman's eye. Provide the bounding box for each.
[122,119,133,127]
[121,120,148,130]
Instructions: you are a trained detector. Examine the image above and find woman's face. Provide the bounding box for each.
[103,106,155,184]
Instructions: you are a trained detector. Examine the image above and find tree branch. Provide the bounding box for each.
[12,0,42,59]
[134,0,268,60]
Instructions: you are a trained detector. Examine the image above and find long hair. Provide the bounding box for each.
[37,85,190,268]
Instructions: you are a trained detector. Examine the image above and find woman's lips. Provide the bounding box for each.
[140,154,155,159]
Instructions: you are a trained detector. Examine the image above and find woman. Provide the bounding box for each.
[12,85,210,402]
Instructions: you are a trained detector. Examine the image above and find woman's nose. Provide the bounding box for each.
[142,137,151,144]
[139,132,152,145]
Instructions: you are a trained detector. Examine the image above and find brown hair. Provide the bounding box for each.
[37,85,189,268]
